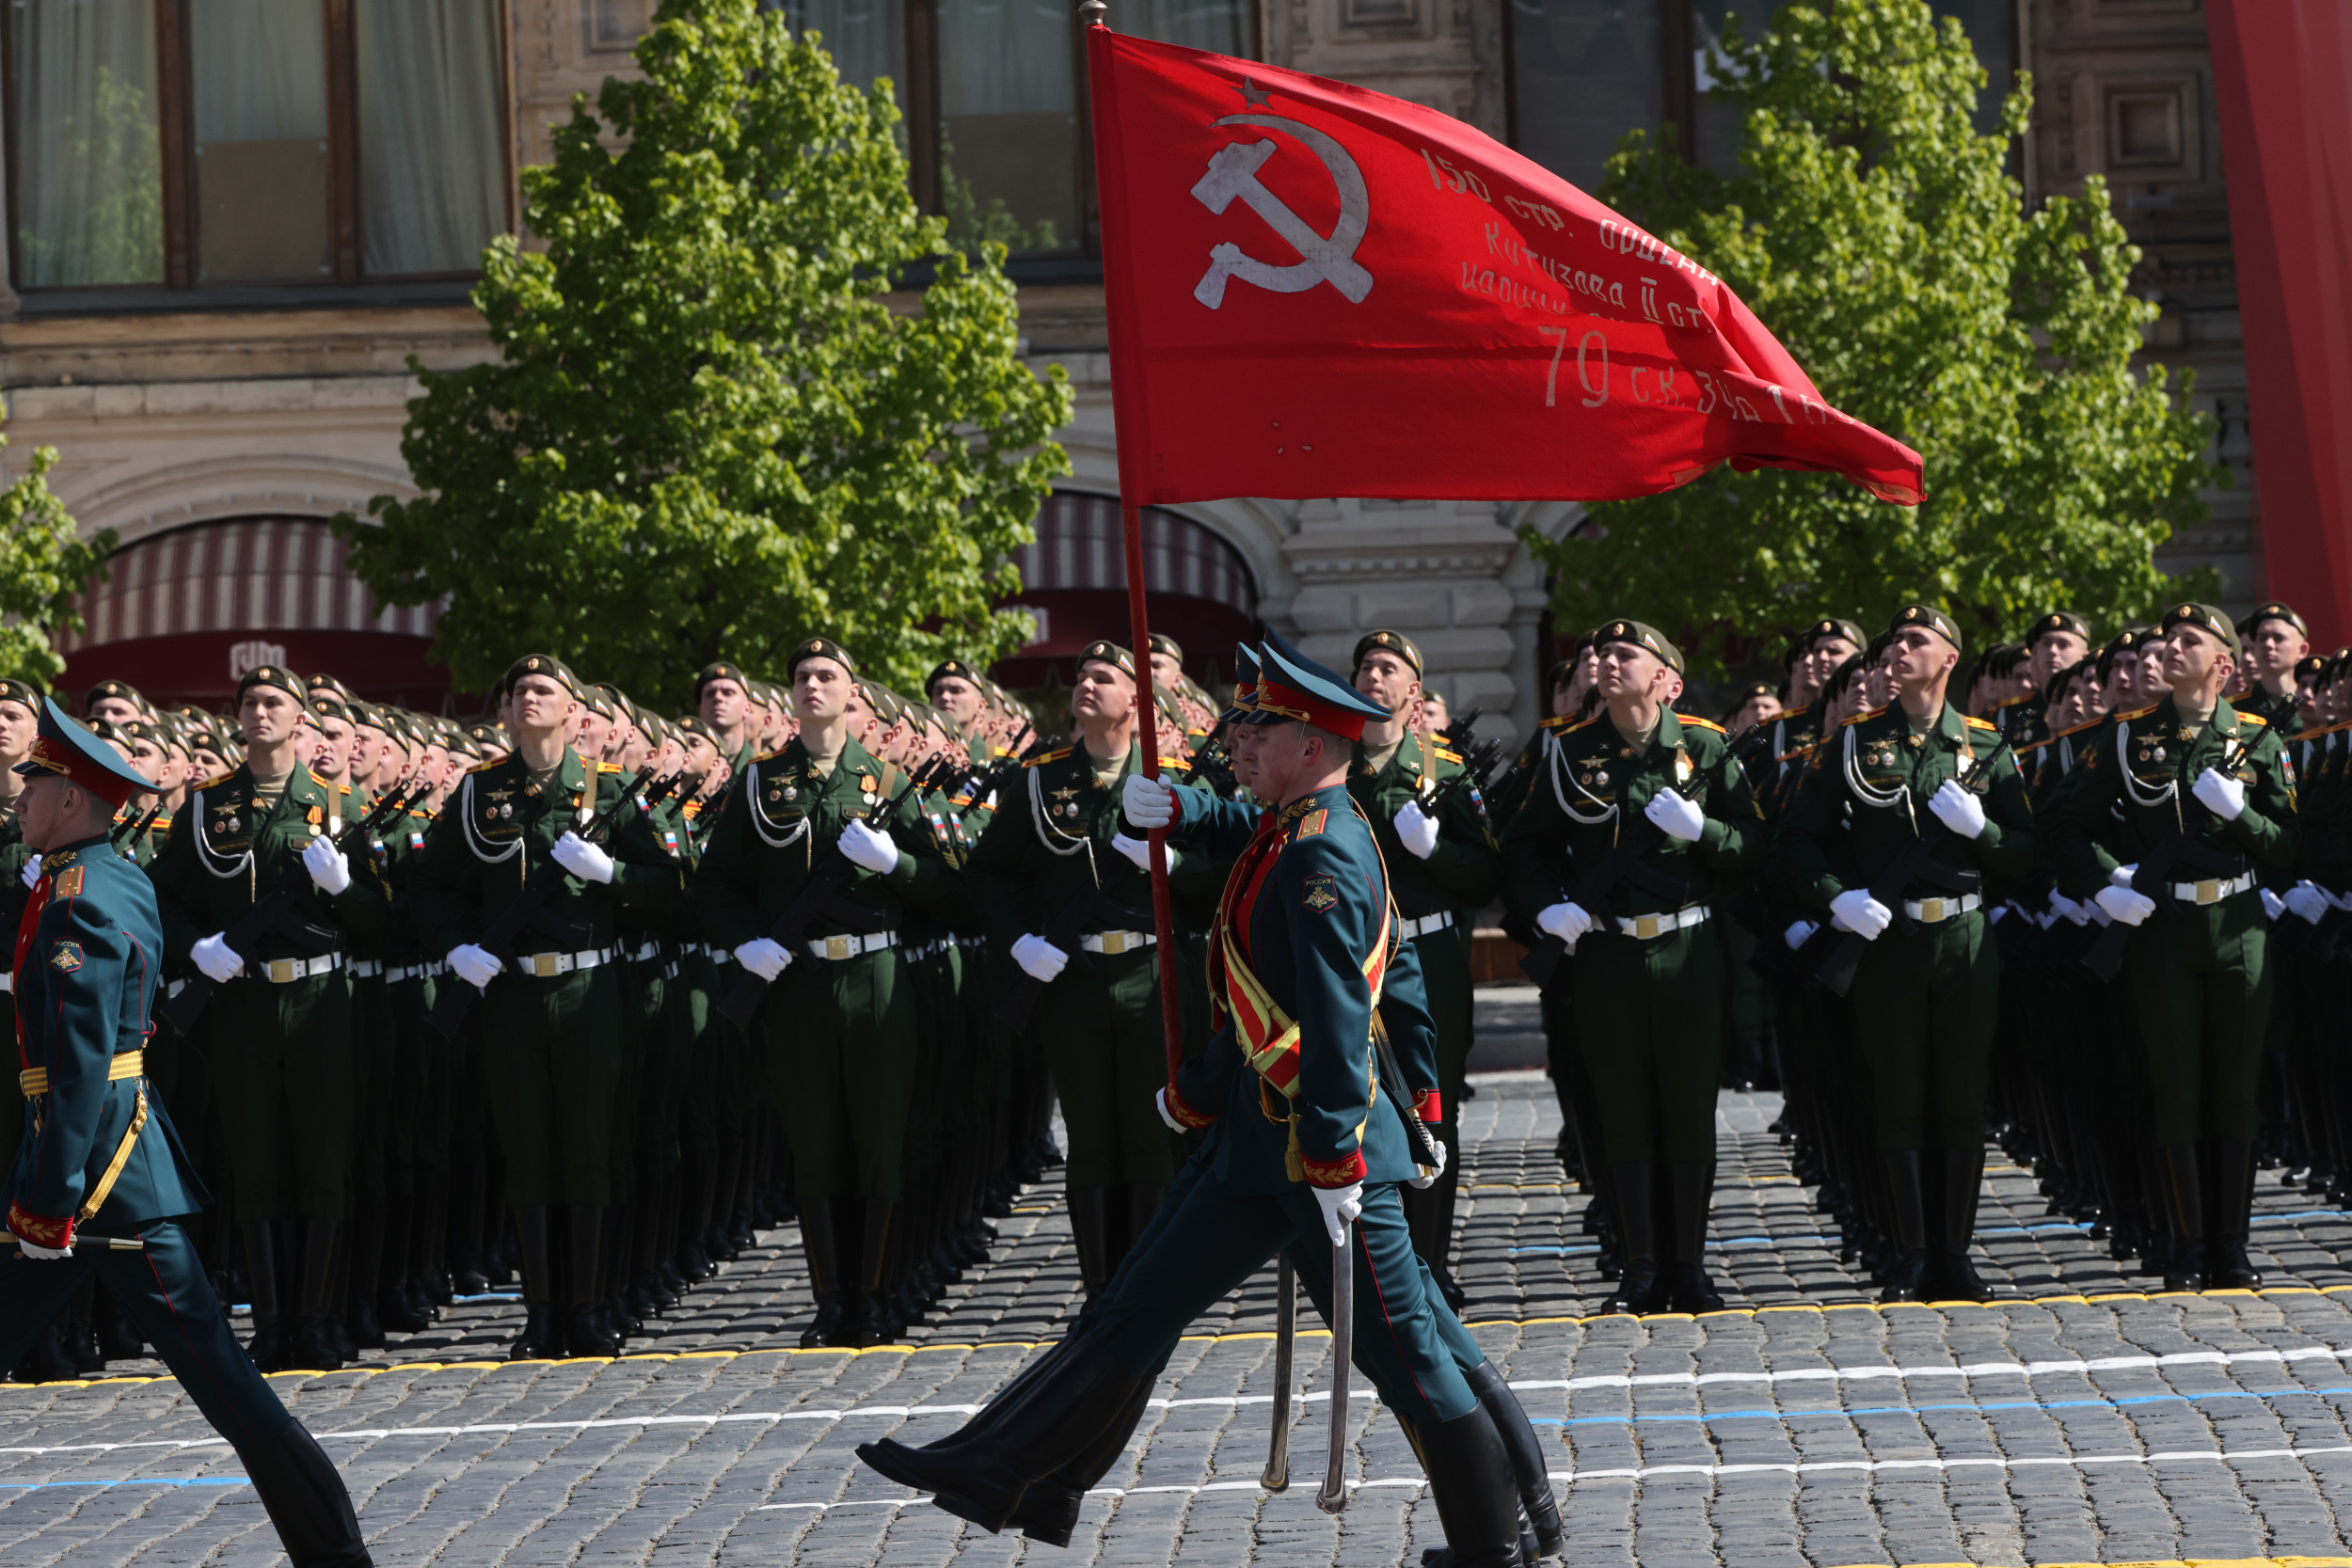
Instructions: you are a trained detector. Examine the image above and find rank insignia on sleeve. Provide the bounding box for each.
[49,941,83,973]
[1303,873,1339,912]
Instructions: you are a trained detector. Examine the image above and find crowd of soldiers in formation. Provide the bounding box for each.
[0,592,2328,1380]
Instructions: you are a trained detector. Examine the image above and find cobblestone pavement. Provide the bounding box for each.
[9,993,2352,1563]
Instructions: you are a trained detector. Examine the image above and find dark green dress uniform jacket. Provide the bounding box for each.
[1497,707,1761,925]
[1776,704,2039,913]
[2042,698,2298,901]
[151,764,396,961]
[1162,784,1433,1195]
[7,836,204,1246]
[407,751,681,960]
[1349,732,1498,919]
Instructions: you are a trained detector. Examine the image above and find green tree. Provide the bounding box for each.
[1524,0,2218,673]
[338,0,1072,702]
[0,400,115,688]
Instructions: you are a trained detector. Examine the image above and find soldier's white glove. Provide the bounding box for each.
[2284,881,2330,925]
[2094,884,2156,927]
[1121,772,1178,829]
[1928,780,1987,839]
[735,937,792,981]
[1112,832,1169,873]
[15,1238,71,1260]
[300,836,352,895]
[1408,1136,1448,1190]
[837,819,900,875]
[1644,789,1706,842]
[2193,766,2247,821]
[447,942,502,990]
[1784,919,1818,950]
[2109,863,2139,887]
[550,830,614,884]
[1155,1086,1186,1134]
[1828,889,1893,941]
[1537,901,1594,948]
[2049,892,2091,927]
[19,855,40,890]
[2260,888,2286,921]
[1311,1181,1364,1248]
[191,933,246,984]
[1392,801,1441,860]
[1011,933,1068,983]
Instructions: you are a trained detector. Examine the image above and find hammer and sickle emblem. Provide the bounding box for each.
[1191,114,1373,309]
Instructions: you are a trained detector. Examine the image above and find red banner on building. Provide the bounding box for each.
[1088,27,1923,509]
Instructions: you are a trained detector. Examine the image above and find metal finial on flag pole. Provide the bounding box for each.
[1080,0,1105,24]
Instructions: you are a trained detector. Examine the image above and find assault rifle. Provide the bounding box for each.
[714,754,954,1030]
[2078,735,2251,983]
[429,766,658,1038]
[111,805,160,853]
[996,884,1153,1033]
[161,780,424,1034]
[1518,783,1707,993]
[1811,756,1988,998]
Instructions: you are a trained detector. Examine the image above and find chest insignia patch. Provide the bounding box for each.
[1303,873,1339,913]
[49,941,83,973]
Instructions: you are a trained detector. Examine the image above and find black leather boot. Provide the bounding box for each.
[12,1323,78,1383]
[288,1219,346,1371]
[1412,1402,1525,1567]
[2160,1144,2206,1291]
[797,1193,846,1347]
[1663,1162,1725,1314]
[1464,1360,1561,1558]
[856,1334,1150,1534]
[566,1207,621,1357]
[509,1207,564,1360]
[2205,1137,2263,1289]
[842,1198,897,1349]
[1006,1374,1155,1545]
[237,1418,373,1566]
[92,1282,145,1362]
[243,1220,288,1371]
[1878,1150,1930,1302]
[345,1205,386,1350]
[1601,1164,1668,1314]
[1928,1145,1994,1302]
[1066,1187,1114,1296]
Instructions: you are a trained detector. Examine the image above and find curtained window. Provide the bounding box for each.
[356,0,506,276]
[8,0,164,287]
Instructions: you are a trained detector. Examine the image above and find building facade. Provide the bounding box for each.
[0,0,2265,727]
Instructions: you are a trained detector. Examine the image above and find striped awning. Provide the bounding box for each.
[1010,494,1255,613]
[57,517,441,653]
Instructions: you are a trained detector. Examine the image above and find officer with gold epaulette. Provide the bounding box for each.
[1777,606,2038,1304]
[694,637,958,1349]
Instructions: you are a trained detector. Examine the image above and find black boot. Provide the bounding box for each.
[237,1418,373,1566]
[92,1282,145,1363]
[508,1207,564,1360]
[843,1198,898,1349]
[2205,1137,2263,1289]
[1929,1146,1994,1302]
[1411,1402,1525,1567]
[375,1199,429,1334]
[1601,1164,1668,1314]
[1878,1150,1929,1302]
[1465,1360,1562,1559]
[288,1219,345,1371]
[1066,1187,1115,1297]
[797,1194,846,1348]
[1005,1375,1155,1545]
[12,1323,78,1383]
[243,1220,288,1371]
[565,1207,621,1357]
[856,1334,1151,1534]
[1662,1162,1725,1314]
[2160,1144,2207,1291]
[345,1206,386,1350]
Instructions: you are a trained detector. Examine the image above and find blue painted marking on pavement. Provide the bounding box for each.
[1538,1385,2352,1428]
[0,1477,248,1490]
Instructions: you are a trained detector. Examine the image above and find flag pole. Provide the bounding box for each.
[1085,0,1186,1088]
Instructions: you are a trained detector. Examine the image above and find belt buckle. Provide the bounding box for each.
[1102,932,1129,956]
[2196,879,2222,906]
[825,935,850,960]
[266,958,297,984]
[531,953,562,978]
[1633,914,1663,940]
[1920,897,1947,924]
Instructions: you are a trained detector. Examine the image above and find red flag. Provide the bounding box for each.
[1088,27,1924,509]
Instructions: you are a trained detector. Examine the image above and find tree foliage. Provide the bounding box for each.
[0,402,114,688]
[339,0,1073,702]
[1523,0,2219,673]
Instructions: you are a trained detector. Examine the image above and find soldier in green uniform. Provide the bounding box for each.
[2044,603,2299,1291]
[1499,620,1759,1314]
[151,665,389,1370]
[408,654,682,1358]
[3,698,373,1565]
[694,637,957,1348]
[697,661,760,772]
[964,641,1212,1292]
[1346,628,1494,1307]
[2238,602,2310,729]
[1777,606,2038,1303]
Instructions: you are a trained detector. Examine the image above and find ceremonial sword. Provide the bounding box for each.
[1262,1254,1295,1491]
[1317,1217,1354,1513]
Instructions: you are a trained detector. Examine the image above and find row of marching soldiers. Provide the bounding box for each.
[1505,596,2317,1309]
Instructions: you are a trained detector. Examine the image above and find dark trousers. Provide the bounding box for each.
[764,947,915,1199]
[1034,947,1181,1188]
[208,974,354,1220]
[1847,912,1997,1151]
[1569,922,1724,1164]
[2128,895,2272,1145]
[480,966,624,1207]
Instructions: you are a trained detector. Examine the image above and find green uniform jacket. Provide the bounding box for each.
[691,736,953,952]
[406,751,680,960]
[2042,697,2297,901]
[1499,707,1760,925]
[6,835,205,1247]
[1349,731,1498,920]
[1776,702,2037,913]
[151,763,395,962]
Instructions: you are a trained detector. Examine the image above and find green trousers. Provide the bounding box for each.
[762,946,915,1200]
[479,965,623,1207]
[1568,920,1724,1164]
[207,972,353,1220]
[1033,945,1181,1188]
[1845,911,1996,1152]
[2125,895,2271,1145]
